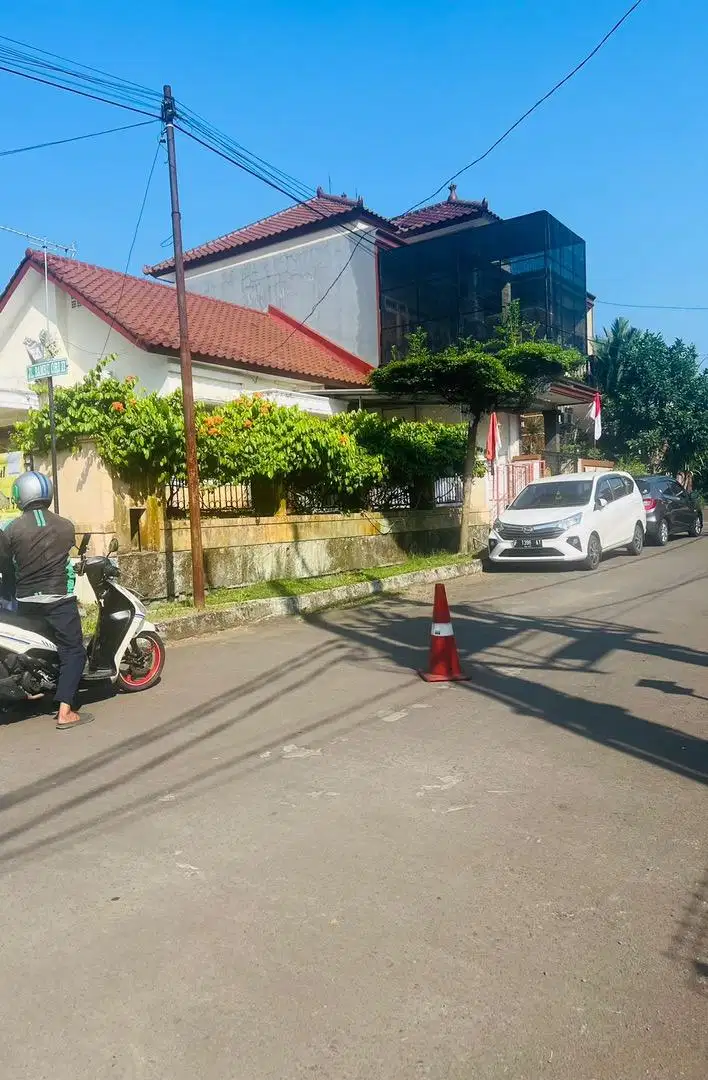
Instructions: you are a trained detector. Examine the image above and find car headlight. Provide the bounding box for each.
[558,513,583,531]
[493,518,503,533]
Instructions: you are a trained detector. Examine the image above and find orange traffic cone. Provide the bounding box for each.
[418,583,469,682]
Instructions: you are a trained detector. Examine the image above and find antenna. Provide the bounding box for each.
[0,223,77,257]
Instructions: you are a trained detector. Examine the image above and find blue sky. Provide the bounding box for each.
[1,0,706,356]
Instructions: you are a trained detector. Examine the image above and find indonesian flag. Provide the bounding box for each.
[485,411,501,462]
[587,392,602,442]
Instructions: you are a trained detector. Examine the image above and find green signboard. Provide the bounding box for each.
[27,358,68,382]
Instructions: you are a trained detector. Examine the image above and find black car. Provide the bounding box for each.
[635,475,703,545]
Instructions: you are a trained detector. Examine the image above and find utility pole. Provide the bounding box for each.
[161,85,205,609]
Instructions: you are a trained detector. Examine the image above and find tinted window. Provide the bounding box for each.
[623,477,636,495]
[608,476,626,500]
[511,480,594,510]
[637,476,665,496]
[662,481,684,497]
[596,477,614,503]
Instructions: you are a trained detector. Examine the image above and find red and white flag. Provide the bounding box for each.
[586,393,602,442]
[485,412,501,462]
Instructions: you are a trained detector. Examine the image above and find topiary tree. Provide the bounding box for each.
[371,317,579,552]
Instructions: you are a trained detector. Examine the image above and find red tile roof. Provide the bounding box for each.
[145,190,394,276]
[7,251,371,387]
[391,191,499,235]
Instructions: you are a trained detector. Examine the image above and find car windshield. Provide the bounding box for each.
[510,480,594,510]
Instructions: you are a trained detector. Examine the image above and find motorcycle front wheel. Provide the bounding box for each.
[118,630,166,693]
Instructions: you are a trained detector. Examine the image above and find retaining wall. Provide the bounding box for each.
[118,509,490,600]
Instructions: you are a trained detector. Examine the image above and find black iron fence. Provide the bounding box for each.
[167,479,252,516]
[168,476,465,517]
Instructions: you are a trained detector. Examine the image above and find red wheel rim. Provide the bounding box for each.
[122,639,161,687]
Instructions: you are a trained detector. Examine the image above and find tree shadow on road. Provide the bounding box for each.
[303,594,708,787]
[0,635,414,871]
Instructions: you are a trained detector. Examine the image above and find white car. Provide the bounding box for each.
[488,471,646,570]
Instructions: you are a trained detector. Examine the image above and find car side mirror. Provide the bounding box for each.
[108,537,119,555]
[596,497,608,510]
[78,533,91,556]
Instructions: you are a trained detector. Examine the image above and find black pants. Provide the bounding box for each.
[20,598,86,707]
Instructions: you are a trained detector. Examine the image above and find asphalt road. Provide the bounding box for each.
[0,536,706,1079]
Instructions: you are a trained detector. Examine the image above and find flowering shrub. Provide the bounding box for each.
[13,364,472,507]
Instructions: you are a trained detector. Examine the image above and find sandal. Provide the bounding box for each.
[56,712,95,731]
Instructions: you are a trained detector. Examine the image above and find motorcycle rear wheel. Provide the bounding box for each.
[118,630,165,693]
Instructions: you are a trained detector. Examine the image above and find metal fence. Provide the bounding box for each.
[168,476,465,517]
[167,479,252,516]
[434,476,463,506]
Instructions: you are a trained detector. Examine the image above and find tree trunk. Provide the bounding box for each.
[459,415,481,554]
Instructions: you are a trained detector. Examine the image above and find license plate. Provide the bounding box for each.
[514,538,543,549]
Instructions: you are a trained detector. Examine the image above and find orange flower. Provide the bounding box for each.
[124,375,138,386]
[243,418,254,429]
[111,401,126,413]
[339,434,349,445]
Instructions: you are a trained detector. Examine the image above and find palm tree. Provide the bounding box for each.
[591,317,637,395]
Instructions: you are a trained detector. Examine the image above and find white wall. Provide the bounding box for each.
[0,268,344,415]
[170,222,381,367]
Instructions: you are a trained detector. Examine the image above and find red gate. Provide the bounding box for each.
[489,460,543,521]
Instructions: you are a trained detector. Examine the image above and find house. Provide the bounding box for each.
[0,248,372,445]
[145,184,594,371]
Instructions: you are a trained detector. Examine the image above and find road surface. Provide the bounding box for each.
[0,535,706,1079]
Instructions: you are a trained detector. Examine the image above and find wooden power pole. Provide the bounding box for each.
[162,85,205,608]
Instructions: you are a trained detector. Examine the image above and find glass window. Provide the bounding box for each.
[623,477,636,496]
[596,477,614,503]
[510,480,594,510]
[609,476,627,500]
[663,481,685,497]
[379,210,587,361]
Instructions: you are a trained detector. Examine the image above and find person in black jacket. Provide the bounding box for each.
[0,472,93,730]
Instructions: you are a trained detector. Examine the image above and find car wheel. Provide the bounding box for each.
[582,532,602,571]
[626,522,644,556]
[688,513,703,538]
[655,518,669,546]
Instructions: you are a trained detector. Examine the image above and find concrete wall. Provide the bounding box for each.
[177,224,380,367]
[118,508,490,601]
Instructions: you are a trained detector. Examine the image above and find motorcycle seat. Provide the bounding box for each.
[0,609,55,642]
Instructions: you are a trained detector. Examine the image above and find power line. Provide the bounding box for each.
[403,0,648,214]
[173,120,382,262]
[97,128,165,361]
[595,300,708,312]
[0,118,156,159]
[0,34,158,100]
[0,36,161,113]
[0,62,160,118]
[0,39,380,263]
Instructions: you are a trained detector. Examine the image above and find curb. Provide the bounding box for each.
[156,559,482,642]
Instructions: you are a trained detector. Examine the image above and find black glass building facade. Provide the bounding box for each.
[379,211,587,363]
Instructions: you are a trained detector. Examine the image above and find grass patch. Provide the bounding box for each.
[128,552,474,625]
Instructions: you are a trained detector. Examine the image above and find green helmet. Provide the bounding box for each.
[11,471,53,511]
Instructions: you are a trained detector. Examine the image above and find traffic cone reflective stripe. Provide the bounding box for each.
[419,583,469,683]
